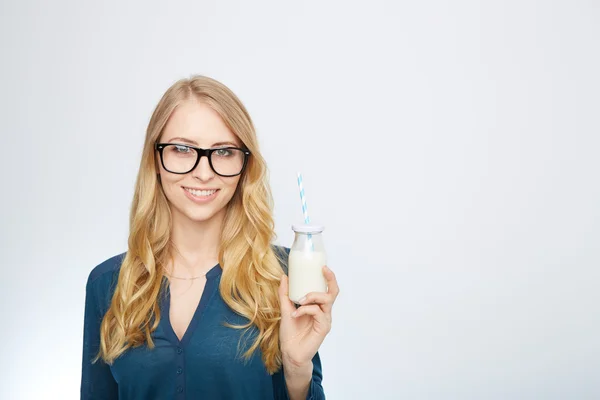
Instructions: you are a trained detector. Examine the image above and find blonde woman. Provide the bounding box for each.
[80,76,339,399]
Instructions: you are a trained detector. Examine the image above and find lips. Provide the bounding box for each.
[181,186,221,204]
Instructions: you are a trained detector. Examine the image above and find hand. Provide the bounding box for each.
[278,265,340,369]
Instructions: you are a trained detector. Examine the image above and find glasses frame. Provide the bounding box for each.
[155,143,251,177]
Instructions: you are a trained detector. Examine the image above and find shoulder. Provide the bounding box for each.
[87,252,126,285]
[85,252,126,313]
[272,245,290,275]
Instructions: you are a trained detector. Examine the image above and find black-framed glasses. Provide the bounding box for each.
[155,143,251,177]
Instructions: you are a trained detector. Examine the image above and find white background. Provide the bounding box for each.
[1,1,599,399]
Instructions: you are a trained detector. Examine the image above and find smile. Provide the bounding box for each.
[183,187,218,197]
[182,187,221,204]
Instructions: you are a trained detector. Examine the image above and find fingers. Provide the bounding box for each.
[323,266,340,299]
[278,274,296,316]
[298,292,334,315]
[295,266,339,314]
[292,304,331,334]
[292,304,322,318]
[280,265,340,319]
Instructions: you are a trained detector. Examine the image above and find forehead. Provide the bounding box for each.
[161,99,240,147]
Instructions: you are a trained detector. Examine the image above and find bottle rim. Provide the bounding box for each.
[292,224,325,234]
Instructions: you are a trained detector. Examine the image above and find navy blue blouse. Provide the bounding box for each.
[81,248,325,399]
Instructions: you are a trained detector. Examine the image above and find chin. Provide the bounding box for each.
[167,188,232,224]
[184,208,220,223]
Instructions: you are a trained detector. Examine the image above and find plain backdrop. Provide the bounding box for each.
[1,1,599,399]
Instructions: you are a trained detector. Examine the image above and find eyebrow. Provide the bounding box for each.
[167,137,239,147]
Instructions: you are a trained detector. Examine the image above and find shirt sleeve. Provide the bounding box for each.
[272,352,325,400]
[81,276,118,400]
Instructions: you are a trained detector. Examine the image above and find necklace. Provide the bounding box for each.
[165,240,212,281]
[164,272,204,281]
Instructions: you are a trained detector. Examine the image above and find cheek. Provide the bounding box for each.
[159,173,183,200]
[223,176,242,197]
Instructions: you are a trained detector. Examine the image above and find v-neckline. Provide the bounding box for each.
[162,263,222,347]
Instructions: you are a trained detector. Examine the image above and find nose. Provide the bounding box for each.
[191,154,215,181]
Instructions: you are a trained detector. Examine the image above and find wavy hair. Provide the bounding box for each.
[96,75,286,373]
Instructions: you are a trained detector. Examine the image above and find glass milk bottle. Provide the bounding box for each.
[288,224,328,304]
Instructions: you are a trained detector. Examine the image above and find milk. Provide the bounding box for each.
[288,250,328,304]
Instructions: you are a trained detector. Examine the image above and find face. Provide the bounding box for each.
[157,99,244,225]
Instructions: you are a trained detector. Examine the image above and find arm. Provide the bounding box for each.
[272,352,325,400]
[81,277,118,400]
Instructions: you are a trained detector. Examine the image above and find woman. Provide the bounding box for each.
[81,75,339,399]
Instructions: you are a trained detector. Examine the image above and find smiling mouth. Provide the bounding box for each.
[183,187,219,197]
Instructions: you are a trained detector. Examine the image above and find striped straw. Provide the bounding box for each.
[297,172,314,250]
[297,172,310,224]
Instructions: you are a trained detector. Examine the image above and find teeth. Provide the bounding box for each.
[185,188,217,197]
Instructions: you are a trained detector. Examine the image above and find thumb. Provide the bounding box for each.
[278,274,296,316]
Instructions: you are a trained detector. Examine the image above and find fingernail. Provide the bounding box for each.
[292,311,297,318]
[299,296,306,304]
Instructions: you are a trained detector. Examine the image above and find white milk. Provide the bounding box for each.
[288,250,328,304]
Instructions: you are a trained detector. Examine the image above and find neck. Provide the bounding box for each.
[168,208,225,276]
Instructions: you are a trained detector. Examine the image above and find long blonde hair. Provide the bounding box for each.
[97,75,285,374]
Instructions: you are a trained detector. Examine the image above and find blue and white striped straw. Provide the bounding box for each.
[297,172,314,250]
[297,172,310,224]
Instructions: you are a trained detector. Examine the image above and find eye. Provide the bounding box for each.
[173,145,191,154]
[214,148,233,157]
